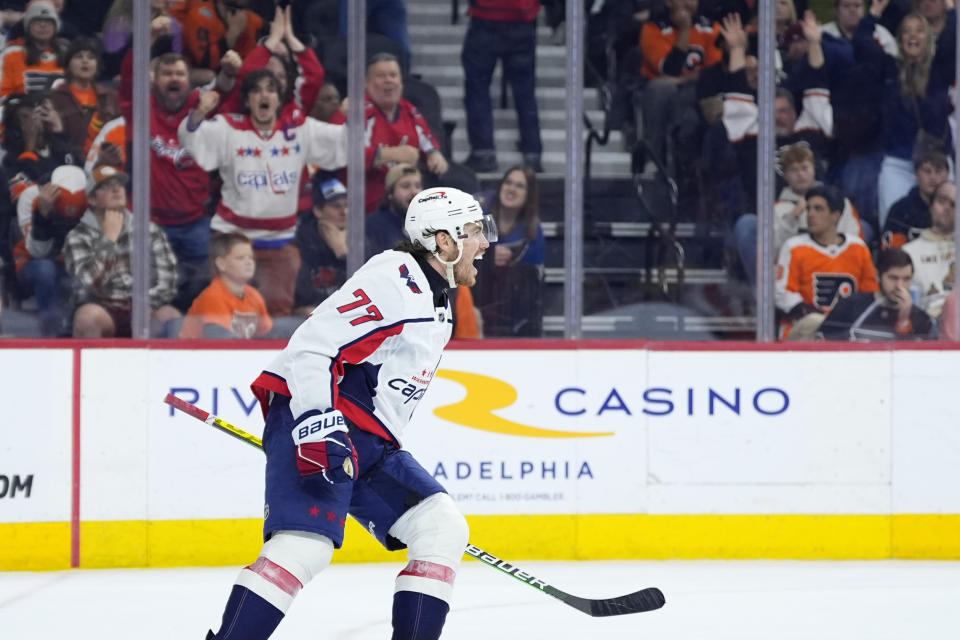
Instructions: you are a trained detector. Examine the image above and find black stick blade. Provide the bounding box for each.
[464,544,666,618]
[547,586,666,617]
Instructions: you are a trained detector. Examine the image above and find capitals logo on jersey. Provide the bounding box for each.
[814,273,857,309]
[399,264,422,293]
[236,166,300,193]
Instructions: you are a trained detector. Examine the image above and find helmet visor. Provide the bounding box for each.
[476,214,498,243]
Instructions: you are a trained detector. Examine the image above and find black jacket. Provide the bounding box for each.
[820,292,935,341]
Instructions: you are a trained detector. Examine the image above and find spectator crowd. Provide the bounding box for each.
[0,0,954,342]
[0,0,533,340]
[607,0,956,340]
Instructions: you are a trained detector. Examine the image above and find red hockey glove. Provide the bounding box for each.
[291,409,358,484]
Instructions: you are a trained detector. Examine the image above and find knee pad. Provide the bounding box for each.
[235,531,334,613]
[390,493,469,567]
[261,530,334,585]
[388,493,469,604]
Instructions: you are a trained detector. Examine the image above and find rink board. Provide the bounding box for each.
[1,341,959,569]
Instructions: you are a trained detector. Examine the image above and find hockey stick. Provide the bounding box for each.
[164,393,264,449]
[462,544,666,617]
[163,393,666,616]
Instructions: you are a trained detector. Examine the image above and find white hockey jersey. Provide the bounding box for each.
[723,80,833,144]
[252,250,453,446]
[903,230,955,317]
[178,111,347,242]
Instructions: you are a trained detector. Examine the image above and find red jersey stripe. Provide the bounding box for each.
[216,201,299,232]
[251,371,291,419]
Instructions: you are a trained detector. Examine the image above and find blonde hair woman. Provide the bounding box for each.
[855,0,951,228]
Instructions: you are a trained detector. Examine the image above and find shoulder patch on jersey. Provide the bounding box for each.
[399,264,423,294]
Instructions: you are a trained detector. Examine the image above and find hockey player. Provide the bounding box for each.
[204,187,497,640]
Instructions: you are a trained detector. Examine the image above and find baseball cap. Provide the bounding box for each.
[50,165,87,217]
[86,165,129,195]
[313,176,347,206]
[23,1,60,32]
[384,163,420,194]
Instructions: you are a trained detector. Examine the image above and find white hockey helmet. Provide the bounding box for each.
[404,187,497,285]
[404,187,495,251]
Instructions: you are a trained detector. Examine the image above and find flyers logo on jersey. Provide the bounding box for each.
[814,273,857,309]
[432,370,613,439]
[682,47,705,70]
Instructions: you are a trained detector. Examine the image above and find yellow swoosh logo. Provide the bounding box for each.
[432,369,614,438]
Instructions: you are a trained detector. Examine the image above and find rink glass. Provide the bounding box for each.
[0,3,885,343]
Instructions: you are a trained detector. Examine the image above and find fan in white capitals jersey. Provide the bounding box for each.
[204,187,497,640]
[179,68,348,318]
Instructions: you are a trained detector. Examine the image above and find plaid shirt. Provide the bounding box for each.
[64,209,178,310]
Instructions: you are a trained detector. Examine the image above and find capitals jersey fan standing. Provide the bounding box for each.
[179,70,347,243]
[179,69,347,317]
[204,188,497,640]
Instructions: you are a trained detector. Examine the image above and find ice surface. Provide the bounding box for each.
[1,560,958,639]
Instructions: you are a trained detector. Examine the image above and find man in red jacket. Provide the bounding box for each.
[118,48,240,310]
[460,0,543,174]
[363,52,448,213]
